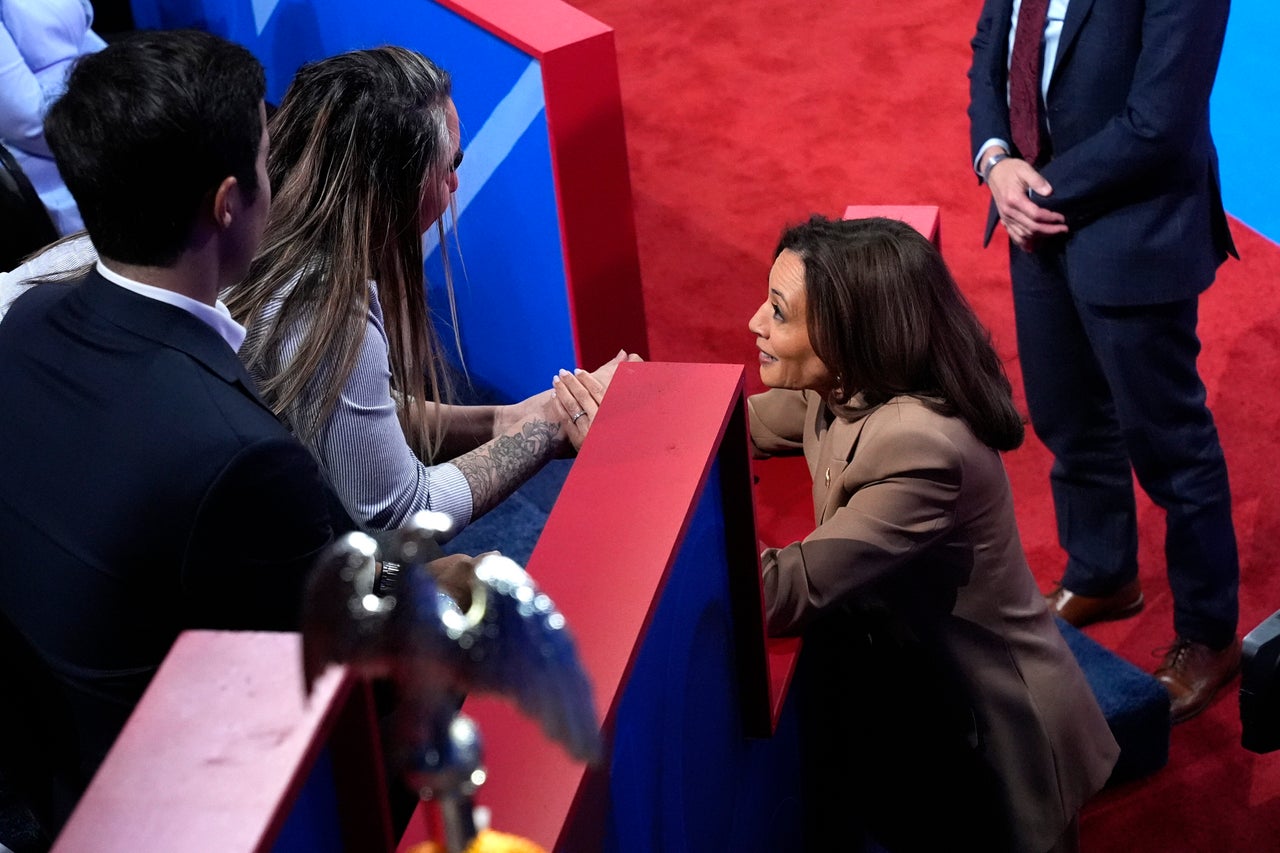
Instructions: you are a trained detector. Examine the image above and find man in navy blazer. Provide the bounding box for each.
[0,31,354,839]
[968,0,1241,723]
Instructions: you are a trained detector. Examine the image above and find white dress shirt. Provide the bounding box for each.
[95,261,247,353]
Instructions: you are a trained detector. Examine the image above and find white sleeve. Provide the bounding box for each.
[0,22,53,157]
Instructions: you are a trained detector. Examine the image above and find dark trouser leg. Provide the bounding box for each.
[1010,245,1139,596]
[1074,297,1239,647]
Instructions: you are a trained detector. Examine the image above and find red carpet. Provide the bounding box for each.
[569,0,1280,848]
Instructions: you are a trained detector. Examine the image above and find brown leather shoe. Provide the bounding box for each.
[1155,636,1242,724]
[1045,579,1144,628]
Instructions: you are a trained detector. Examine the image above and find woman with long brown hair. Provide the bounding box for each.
[224,47,632,535]
[746,216,1116,852]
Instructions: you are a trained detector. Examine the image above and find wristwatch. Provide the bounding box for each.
[982,151,1011,182]
[375,560,402,595]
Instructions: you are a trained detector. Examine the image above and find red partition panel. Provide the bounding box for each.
[55,631,390,852]
[439,0,649,367]
[842,203,941,249]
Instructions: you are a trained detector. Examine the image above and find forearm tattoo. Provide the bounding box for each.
[453,418,563,518]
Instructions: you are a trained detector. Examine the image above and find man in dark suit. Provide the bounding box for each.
[968,0,1241,724]
[0,31,353,840]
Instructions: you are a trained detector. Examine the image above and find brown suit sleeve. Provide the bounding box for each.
[762,417,963,636]
[746,388,809,458]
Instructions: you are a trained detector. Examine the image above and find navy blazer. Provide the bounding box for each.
[0,271,354,830]
[968,0,1237,305]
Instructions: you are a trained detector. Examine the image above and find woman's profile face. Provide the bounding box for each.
[418,98,462,231]
[749,250,834,393]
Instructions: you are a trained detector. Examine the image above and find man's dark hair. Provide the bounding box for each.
[44,29,265,267]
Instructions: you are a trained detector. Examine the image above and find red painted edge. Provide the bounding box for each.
[433,0,649,365]
[767,636,803,723]
[55,631,363,852]
[541,31,649,364]
[719,392,775,737]
[433,0,610,57]
[842,204,941,246]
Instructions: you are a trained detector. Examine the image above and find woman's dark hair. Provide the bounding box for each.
[776,215,1024,451]
[44,30,265,267]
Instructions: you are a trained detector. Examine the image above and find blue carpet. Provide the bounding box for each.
[1056,618,1171,786]
[441,458,572,567]
[437,358,574,566]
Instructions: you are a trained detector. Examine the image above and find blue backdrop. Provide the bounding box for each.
[1212,0,1280,245]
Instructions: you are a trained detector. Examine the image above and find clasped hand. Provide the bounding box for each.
[987,157,1068,252]
[494,350,643,453]
[552,349,643,451]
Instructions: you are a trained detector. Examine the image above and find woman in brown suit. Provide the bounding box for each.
[748,216,1118,853]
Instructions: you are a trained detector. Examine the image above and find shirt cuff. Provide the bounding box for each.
[974,137,1010,175]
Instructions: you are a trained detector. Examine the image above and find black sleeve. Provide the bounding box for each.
[181,438,353,631]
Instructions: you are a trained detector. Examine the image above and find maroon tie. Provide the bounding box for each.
[1009,0,1050,166]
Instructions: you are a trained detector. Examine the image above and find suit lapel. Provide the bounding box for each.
[1053,0,1098,84]
[994,0,1016,79]
[812,406,873,524]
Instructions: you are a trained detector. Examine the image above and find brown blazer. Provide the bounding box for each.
[749,388,1118,853]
